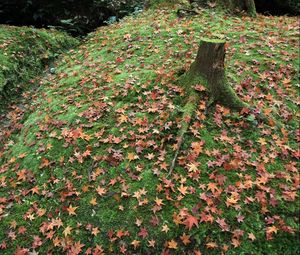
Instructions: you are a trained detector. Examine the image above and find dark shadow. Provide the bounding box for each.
[0,0,141,36]
[255,0,300,16]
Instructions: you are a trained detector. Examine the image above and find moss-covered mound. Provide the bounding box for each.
[0,25,78,101]
[0,4,299,255]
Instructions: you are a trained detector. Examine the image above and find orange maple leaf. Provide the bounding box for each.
[168,240,178,249]
[127,152,139,161]
[206,242,218,249]
[183,214,199,230]
[67,205,78,216]
[180,233,191,245]
[92,227,100,236]
[178,184,188,196]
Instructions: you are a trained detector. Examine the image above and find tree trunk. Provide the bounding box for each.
[190,0,257,17]
[244,0,257,17]
[181,39,247,110]
[221,0,257,17]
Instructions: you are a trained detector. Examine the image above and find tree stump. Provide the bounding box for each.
[168,39,247,175]
[182,39,247,110]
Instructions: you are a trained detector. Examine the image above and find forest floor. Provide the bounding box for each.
[0,3,299,255]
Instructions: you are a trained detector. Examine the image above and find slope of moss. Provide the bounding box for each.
[0,25,78,102]
[0,4,299,255]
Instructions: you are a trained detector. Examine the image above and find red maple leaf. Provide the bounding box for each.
[183,214,199,230]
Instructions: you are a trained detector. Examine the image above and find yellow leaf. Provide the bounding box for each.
[63,226,72,237]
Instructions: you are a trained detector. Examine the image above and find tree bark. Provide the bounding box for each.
[221,0,257,17]
[181,39,247,110]
[243,0,257,17]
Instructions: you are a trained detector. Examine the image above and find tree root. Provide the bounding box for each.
[168,39,283,176]
[167,91,199,177]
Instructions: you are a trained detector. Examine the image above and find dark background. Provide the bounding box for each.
[0,0,298,36]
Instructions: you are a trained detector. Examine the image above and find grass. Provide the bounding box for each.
[0,2,299,254]
[0,25,78,108]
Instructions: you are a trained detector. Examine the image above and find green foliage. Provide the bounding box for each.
[0,25,78,105]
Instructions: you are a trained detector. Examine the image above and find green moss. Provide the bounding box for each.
[0,5,298,255]
[0,25,78,108]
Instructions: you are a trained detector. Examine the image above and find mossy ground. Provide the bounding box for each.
[0,25,78,109]
[0,2,299,254]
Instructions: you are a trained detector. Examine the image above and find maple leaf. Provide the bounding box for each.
[32,235,42,248]
[248,233,256,241]
[53,237,60,247]
[67,204,78,216]
[194,84,206,92]
[36,208,46,217]
[119,244,127,254]
[116,229,125,238]
[191,141,204,155]
[127,152,138,161]
[206,242,218,249]
[92,227,100,236]
[178,184,188,196]
[18,226,27,234]
[118,114,129,124]
[69,241,85,255]
[161,224,170,233]
[14,247,28,255]
[154,197,164,206]
[183,214,199,230]
[148,239,156,247]
[63,226,72,237]
[187,163,199,172]
[172,212,183,225]
[231,238,241,248]
[17,169,27,181]
[207,182,219,193]
[138,228,148,238]
[131,240,140,250]
[168,240,178,249]
[10,220,17,229]
[145,153,155,160]
[266,225,278,235]
[96,186,107,196]
[31,186,40,195]
[216,217,230,232]
[180,233,191,245]
[194,249,202,255]
[226,196,239,207]
[89,197,97,206]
